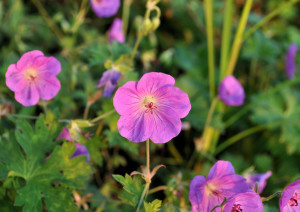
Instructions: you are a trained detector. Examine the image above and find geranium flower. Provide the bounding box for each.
[5,50,61,106]
[108,18,125,44]
[90,0,120,18]
[57,128,90,162]
[285,43,298,79]
[189,160,248,212]
[280,179,300,212]
[222,191,263,212]
[97,69,121,98]
[245,171,272,194]
[113,72,191,143]
[218,75,245,106]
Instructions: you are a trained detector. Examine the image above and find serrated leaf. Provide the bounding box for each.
[143,199,162,212]
[0,116,93,212]
[113,174,144,207]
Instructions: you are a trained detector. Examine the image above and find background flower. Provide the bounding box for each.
[108,18,125,44]
[97,69,121,98]
[218,75,245,106]
[5,50,61,106]
[90,0,120,18]
[285,43,298,79]
[189,160,248,212]
[245,171,272,194]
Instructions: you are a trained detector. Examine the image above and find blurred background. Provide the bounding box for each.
[1,0,300,211]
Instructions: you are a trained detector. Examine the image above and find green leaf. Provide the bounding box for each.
[143,199,162,212]
[0,116,93,212]
[112,174,144,207]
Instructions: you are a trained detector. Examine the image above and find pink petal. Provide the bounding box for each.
[36,77,61,100]
[117,111,154,143]
[113,81,141,116]
[280,180,300,211]
[137,72,175,95]
[15,84,39,106]
[189,176,206,211]
[33,56,61,76]
[5,64,26,92]
[150,105,182,143]
[207,160,235,180]
[16,50,44,70]
[155,86,191,118]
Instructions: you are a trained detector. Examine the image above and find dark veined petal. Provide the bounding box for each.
[15,84,39,106]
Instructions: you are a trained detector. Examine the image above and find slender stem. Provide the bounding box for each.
[224,104,252,127]
[204,97,219,128]
[8,114,39,120]
[31,0,64,40]
[136,183,150,212]
[146,139,150,179]
[83,104,90,120]
[122,0,132,36]
[148,185,167,194]
[261,191,282,202]
[204,0,215,100]
[91,109,115,123]
[136,139,151,212]
[226,0,253,76]
[220,0,234,81]
[214,121,287,155]
[243,0,300,40]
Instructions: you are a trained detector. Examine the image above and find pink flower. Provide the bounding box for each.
[5,50,61,106]
[108,18,125,44]
[246,171,272,194]
[90,0,120,18]
[280,179,300,212]
[113,72,191,143]
[222,191,263,212]
[189,160,248,212]
[219,75,245,106]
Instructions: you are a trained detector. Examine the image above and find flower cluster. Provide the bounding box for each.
[189,160,300,212]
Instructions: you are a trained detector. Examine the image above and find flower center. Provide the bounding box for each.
[145,102,157,114]
[25,68,38,82]
[231,204,243,212]
[205,183,221,196]
[289,191,300,207]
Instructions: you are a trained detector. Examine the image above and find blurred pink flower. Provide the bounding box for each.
[280,179,300,212]
[108,18,125,44]
[113,72,191,143]
[5,50,61,106]
[246,171,272,194]
[222,191,263,212]
[97,69,121,98]
[189,160,248,212]
[285,43,298,79]
[57,128,90,162]
[90,0,120,18]
[219,75,245,106]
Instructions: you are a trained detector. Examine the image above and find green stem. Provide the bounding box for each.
[224,104,252,128]
[204,0,215,100]
[261,191,282,202]
[243,0,300,40]
[204,97,219,128]
[136,139,151,212]
[122,0,132,36]
[226,0,253,76]
[31,0,64,40]
[214,121,286,155]
[91,109,115,123]
[220,0,234,81]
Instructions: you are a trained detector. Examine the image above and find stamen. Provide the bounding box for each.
[144,102,157,114]
[231,204,243,212]
[289,192,299,206]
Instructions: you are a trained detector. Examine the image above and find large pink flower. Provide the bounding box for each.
[113,72,191,143]
[189,161,248,212]
[5,50,61,106]
[280,179,300,212]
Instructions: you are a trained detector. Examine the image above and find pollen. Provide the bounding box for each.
[25,68,38,82]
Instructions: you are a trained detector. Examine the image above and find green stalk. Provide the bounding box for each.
[226,0,253,76]
[122,0,132,36]
[220,0,234,81]
[204,0,215,100]
[244,0,300,40]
